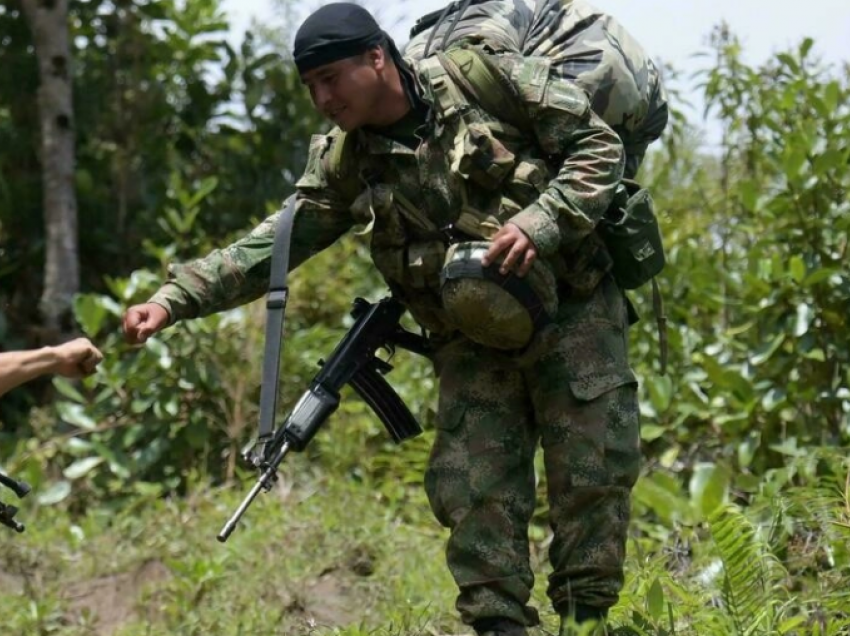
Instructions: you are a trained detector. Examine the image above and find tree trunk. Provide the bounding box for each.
[21,0,79,334]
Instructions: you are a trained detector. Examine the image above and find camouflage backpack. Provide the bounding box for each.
[406,0,669,178]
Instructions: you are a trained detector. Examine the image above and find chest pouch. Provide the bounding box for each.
[452,122,516,190]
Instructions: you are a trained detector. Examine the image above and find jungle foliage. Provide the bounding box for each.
[1,2,849,635]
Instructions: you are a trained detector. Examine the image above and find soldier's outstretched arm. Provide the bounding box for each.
[124,161,356,344]
[490,54,625,259]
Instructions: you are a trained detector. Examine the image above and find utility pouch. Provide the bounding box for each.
[406,240,447,289]
[453,123,516,190]
[600,179,665,290]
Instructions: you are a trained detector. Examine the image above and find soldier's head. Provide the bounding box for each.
[294,3,405,131]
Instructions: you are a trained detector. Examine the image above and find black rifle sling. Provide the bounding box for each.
[257,196,297,447]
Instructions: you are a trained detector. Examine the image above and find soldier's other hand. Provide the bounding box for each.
[481,223,537,278]
[123,303,170,345]
[51,338,103,378]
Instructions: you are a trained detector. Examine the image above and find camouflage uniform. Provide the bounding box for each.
[150,49,640,628]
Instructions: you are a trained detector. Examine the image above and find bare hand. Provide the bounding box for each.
[480,223,538,278]
[51,338,103,378]
[122,303,170,345]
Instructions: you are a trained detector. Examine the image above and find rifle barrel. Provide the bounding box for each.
[217,441,291,542]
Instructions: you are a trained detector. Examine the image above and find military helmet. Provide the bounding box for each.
[440,241,558,350]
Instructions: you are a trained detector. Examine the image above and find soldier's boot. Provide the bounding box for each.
[558,605,608,636]
[472,617,529,636]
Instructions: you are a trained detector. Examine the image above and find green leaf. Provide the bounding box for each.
[782,143,808,177]
[37,480,72,505]
[737,432,761,469]
[761,388,786,412]
[689,462,730,518]
[776,53,801,74]
[145,338,173,370]
[750,334,785,366]
[789,256,806,283]
[56,402,98,430]
[53,377,86,403]
[803,267,840,287]
[823,81,842,112]
[89,440,132,479]
[633,473,690,525]
[794,303,813,337]
[73,294,108,337]
[708,506,772,631]
[640,424,666,442]
[646,375,673,413]
[187,176,219,209]
[63,457,105,480]
[769,438,804,457]
[779,616,808,632]
[739,179,761,212]
[66,438,93,454]
[646,578,665,620]
[803,348,825,362]
[246,52,282,74]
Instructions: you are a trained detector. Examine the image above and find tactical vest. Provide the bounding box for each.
[322,48,611,342]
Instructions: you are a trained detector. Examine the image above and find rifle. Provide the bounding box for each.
[0,469,31,533]
[217,296,427,542]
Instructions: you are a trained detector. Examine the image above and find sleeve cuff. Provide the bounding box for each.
[147,284,195,325]
[508,204,561,257]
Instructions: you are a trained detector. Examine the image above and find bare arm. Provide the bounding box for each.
[0,338,103,397]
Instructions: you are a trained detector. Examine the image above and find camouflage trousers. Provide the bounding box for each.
[425,275,641,627]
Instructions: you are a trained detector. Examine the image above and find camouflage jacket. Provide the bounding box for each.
[149,49,624,332]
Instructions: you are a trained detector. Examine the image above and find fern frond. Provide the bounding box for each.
[708,505,783,635]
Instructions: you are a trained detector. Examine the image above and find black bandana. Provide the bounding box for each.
[293,3,388,75]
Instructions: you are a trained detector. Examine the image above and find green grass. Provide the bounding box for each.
[2,467,465,636]
[4,450,850,636]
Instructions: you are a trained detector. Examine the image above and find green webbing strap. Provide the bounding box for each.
[440,47,532,131]
[256,196,297,448]
[326,133,361,202]
[411,0,490,39]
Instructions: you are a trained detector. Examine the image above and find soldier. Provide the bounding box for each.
[0,338,103,396]
[122,4,640,635]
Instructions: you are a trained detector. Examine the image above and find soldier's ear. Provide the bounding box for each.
[368,45,386,71]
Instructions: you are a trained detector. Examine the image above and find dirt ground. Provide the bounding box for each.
[1,557,372,635]
[63,559,172,635]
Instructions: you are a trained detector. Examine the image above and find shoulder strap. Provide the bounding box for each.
[325,131,362,201]
[439,47,532,131]
[252,196,297,463]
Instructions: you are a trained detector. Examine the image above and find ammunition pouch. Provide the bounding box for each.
[599,178,665,290]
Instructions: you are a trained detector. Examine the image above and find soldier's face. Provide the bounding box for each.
[301,48,385,131]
